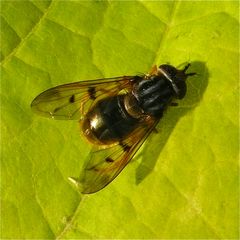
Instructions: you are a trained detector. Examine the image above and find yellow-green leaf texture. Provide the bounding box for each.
[1,0,239,239]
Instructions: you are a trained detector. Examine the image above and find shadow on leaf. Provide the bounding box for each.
[135,61,209,185]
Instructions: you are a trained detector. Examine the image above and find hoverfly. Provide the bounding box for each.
[31,64,196,194]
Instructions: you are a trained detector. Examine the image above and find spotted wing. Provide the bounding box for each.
[31,76,135,120]
[69,117,158,194]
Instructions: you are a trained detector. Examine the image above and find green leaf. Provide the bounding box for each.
[1,0,239,239]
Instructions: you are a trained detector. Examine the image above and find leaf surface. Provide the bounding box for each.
[1,1,239,238]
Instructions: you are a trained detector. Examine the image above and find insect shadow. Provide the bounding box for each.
[135,61,209,185]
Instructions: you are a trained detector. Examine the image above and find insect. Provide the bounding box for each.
[31,63,196,194]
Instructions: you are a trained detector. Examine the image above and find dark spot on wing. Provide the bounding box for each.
[69,95,75,103]
[88,87,96,99]
[86,166,99,172]
[105,157,114,163]
[120,142,131,152]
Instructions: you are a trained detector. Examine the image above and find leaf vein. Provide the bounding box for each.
[1,0,54,67]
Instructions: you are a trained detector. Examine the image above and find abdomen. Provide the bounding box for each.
[82,95,139,145]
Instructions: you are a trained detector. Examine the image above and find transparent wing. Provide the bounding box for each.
[31,76,135,120]
[70,117,158,194]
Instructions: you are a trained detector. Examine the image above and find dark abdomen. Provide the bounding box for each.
[82,95,139,145]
